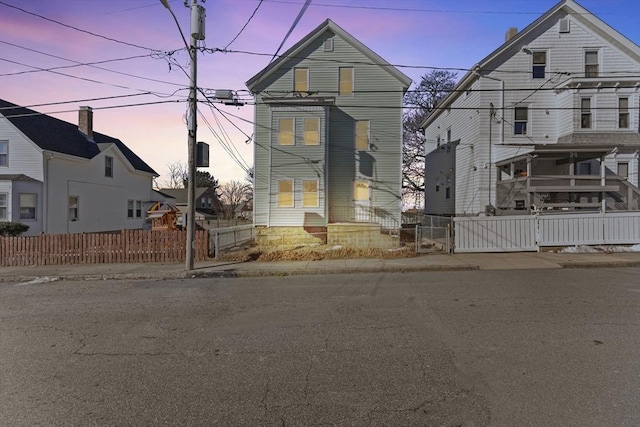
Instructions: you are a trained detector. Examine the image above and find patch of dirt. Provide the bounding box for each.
[216,244,417,263]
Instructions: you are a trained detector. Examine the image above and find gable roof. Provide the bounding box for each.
[421,0,640,128]
[159,187,217,204]
[0,99,157,175]
[246,19,412,91]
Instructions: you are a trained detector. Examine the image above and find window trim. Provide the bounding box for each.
[19,193,37,221]
[354,120,370,150]
[68,195,79,221]
[532,50,547,79]
[580,97,592,129]
[324,38,334,52]
[514,106,528,135]
[339,67,354,96]
[353,179,370,202]
[618,97,629,129]
[617,162,629,179]
[303,117,320,146]
[277,179,294,208]
[105,155,114,178]
[0,140,8,167]
[278,118,295,146]
[0,192,7,220]
[127,199,143,219]
[302,179,319,207]
[293,67,309,93]
[584,49,599,78]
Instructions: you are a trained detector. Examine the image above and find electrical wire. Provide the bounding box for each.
[268,0,313,65]
[224,0,264,50]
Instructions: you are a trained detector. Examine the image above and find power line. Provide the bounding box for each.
[0,93,157,111]
[0,1,162,52]
[268,0,313,65]
[0,99,184,119]
[224,0,264,50]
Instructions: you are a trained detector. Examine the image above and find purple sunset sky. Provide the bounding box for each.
[1,0,639,185]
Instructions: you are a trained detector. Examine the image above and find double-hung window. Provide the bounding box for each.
[532,51,546,79]
[304,118,320,145]
[278,118,294,145]
[0,140,7,167]
[585,50,599,78]
[105,156,113,177]
[294,68,308,93]
[581,98,592,129]
[19,193,37,220]
[302,180,318,207]
[355,120,369,150]
[277,180,294,207]
[68,196,79,221]
[127,200,142,219]
[339,67,353,95]
[619,98,629,128]
[514,107,528,135]
[0,193,7,220]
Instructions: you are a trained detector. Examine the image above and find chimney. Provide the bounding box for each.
[78,106,93,140]
[505,27,518,42]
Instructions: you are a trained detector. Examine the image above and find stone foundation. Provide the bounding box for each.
[256,224,399,249]
[255,226,326,246]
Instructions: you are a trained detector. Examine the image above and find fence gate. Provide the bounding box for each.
[415,215,453,254]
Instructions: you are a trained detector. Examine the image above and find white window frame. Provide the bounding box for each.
[617,162,629,179]
[514,106,528,135]
[324,38,334,52]
[278,118,295,146]
[277,179,294,208]
[618,97,629,129]
[0,193,7,220]
[294,67,309,93]
[354,120,370,150]
[19,193,37,221]
[68,195,79,221]
[127,199,143,219]
[584,50,599,78]
[303,118,320,146]
[339,67,354,96]
[0,140,7,167]
[580,97,592,129]
[302,180,319,207]
[532,50,547,79]
[105,156,114,177]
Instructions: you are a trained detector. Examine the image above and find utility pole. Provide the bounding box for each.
[160,0,205,270]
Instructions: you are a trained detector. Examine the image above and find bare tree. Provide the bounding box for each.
[403,70,457,209]
[161,161,188,189]
[218,180,251,220]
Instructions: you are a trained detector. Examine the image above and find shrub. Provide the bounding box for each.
[0,221,30,236]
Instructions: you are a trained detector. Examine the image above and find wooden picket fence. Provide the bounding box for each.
[0,229,209,266]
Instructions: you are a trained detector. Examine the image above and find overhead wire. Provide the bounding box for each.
[223,0,264,50]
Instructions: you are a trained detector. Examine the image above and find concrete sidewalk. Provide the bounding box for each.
[2,251,640,282]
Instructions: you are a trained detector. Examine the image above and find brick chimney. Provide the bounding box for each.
[78,106,93,140]
[505,27,518,42]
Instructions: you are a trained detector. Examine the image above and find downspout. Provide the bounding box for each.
[42,151,52,233]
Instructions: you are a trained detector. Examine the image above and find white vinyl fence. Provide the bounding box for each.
[454,212,640,253]
[209,225,255,258]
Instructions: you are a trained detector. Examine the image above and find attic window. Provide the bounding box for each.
[559,18,570,33]
[324,38,334,52]
[105,156,113,177]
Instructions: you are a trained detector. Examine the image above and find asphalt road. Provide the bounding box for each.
[1,268,639,426]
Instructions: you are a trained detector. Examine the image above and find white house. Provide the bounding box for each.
[421,0,640,216]
[0,99,159,235]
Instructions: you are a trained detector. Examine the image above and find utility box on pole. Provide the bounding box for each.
[196,141,209,167]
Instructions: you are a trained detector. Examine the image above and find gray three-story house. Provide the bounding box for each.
[246,19,411,247]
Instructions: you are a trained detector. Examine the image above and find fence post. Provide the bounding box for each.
[214,231,220,259]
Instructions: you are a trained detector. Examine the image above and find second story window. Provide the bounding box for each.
[618,162,629,179]
[355,120,369,150]
[585,50,599,78]
[304,118,320,145]
[581,98,592,129]
[0,140,8,167]
[294,68,308,93]
[278,118,294,145]
[339,67,353,95]
[105,156,113,177]
[514,107,528,135]
[532,51,546,79]
[619,97,629,128]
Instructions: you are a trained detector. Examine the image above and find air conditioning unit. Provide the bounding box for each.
[559,18,570,33]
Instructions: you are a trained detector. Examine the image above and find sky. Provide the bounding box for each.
[1,0,639,187]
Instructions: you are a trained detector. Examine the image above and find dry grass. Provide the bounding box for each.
[217,244,417,263]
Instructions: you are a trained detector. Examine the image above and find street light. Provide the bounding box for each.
[160,0,206,270]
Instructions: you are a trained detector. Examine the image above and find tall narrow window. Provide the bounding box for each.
[514,107,528,135]
[532,51,546,79]
[581,98,592,129]
[136,201,142,218]
[339,67,353,95]
[278,118,294,145]
[618,162,629,179]
[355,120,369,150]
[436,135,441,148]
[19,193,37,220]
[294,68,308,93]
[277,180,294,207]
[354,180,369,201]
[302,180,318,207]
[0,140,7,167]
[445,176,451,199]
[446,128,451,142]
[619,97,629,128]
[435,178,440,192]
[68,196,79,221]
[127,200,134,218]
[304,118,320,145]
[0,193,7,220]
[585,50,598,78]
[105,156,113,177]
[324,38,334,52]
